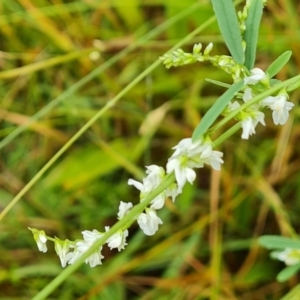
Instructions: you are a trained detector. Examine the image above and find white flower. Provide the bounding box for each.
[169,138,203,159]
[54,238,73,268]
[196,144,224,171]
[81,229,103,243]
[85,252,104,268]
[166,138,224,190]
[167,138,202,191]
[262,94,294,125]
[244,68,267,85]
[29,227,48,253]
[145,165,165,184]
[228,100,265,139]
[117,201,133,219]
[241,117,255,139]
[276,248,300,266]
[105,226,129,251]
[167,156,196,191]
[240,112,265,139]
[68,229,104,268]
[166,183,180,202]
[128,165,167,210]
[137,208,163,236]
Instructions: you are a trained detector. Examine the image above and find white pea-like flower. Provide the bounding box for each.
[105,226,129,251]
[228,100,265,140]
[240,112,265,139]
[137,208,163,236]
[244,68,268,85]
[166,182,180,202]
[117,201,133,219]
[167,156,197,191]
[68,229,104,268]
[166,138,224,191]
[28,227,48,253]
[262,94,294,125]
[128,165,167,210]
[54,238,73,268]
[197,144,224,171]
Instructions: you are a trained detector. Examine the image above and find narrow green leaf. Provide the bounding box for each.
[279,283,300,300]
[277,264,300,282]
[266,51,292,78]
[211,0,244,64]
[244,0,264,69]
[192,81,244,141]
[258,235,300,250]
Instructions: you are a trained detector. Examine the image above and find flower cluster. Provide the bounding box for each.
[225,68,294,139]
[128,138,224,236]
[160,43,247,81]
[159,43,213,69]
[166,138,224,192]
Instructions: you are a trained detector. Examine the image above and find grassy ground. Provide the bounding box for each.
[1,0,300,299]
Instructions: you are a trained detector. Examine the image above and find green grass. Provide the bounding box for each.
[1,0,300,299]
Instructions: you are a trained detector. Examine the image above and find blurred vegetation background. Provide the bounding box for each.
[1,0,300,299]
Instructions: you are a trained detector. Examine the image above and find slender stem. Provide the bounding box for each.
[213,122,241,147]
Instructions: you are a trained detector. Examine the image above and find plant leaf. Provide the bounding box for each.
[266,51,292,78]
[192,81,244,141]
[277,264,300,282]
[244,0,264,69]
[279,283,300,300]
[258,235,300,250]
[211,0,244,64]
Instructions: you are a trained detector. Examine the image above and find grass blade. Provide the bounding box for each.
[192,80,244,141]
[244,0,264,69]
[211,0,244,64]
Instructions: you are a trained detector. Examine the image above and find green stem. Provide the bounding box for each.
[32,174,175,300]
[213,122,241,147]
